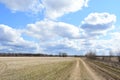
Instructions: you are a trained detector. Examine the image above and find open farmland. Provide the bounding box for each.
[0,57,120,80]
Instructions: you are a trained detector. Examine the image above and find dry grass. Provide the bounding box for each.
[0,57,75,80]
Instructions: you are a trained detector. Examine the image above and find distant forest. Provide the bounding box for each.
[0,52,70,57]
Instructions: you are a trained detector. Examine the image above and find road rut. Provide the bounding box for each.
[69,58,105,80]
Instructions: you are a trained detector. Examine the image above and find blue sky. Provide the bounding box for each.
[0,0,120,55]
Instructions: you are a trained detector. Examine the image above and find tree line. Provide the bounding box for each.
[0,52,69,57]
[85,50,120,62]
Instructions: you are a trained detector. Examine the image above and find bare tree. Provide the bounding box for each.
[59,52,67,57]
[109,50,113,61]
[117,50,120,62]
[85,50,96,59]
[101,52,105,60]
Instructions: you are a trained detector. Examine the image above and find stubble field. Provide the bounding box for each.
[0,57,120,80]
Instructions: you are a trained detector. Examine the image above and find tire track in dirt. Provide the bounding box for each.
[69,58,102,80]
[69,59,81,80]
[79,58,103,80]
[0,61,7,75]
[89,60,120,80]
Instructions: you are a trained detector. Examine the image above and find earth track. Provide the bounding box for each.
[87,60,120,80]
[69,58,104,80]
[69,59,81,80]
[0,61,7,75]
[79,58,103,80]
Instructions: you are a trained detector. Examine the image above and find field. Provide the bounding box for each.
[0,57,120,80]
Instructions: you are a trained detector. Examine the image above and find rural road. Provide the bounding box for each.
[69,58,104,80]
[69,59,81,80]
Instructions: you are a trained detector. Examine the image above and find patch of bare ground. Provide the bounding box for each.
[69,58,105,80]
[79,58,105,80]
[69,58,81,80]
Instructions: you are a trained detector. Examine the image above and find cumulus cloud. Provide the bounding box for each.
[71,12,118,55]
[82,31,120,55]
[1,0,119,55]
[92,39,119,55]
[52,38,81,50]
[0,0,89,18]
[0,24,40,53]
[0,0,43,13]
[0,24,21,42]
[26,20,81,40]
[42,0,89,19]
[109,32,120,49]
[40,38,84,54]
[81,13,116,37]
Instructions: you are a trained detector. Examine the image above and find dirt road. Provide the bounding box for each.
[69,58,105,80]
[69,59,81,80]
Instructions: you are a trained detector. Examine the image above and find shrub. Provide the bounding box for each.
[85,50,96,59]
[59,52,67,57]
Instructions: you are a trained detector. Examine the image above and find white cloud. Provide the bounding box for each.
[1,0,119,55]
[110,32,120,39]
[52,38,81,50]
[0,0,89,18]
[39,38,84,54]
[81,13,116,37]
[84,0,89,7]
[109,32,120,50]
[82,13,116,25]
[42,0,88,19]
[0,24,21,42]
[26,20,81,40]
[0,24,40,53]
[84,31,120,55]
[0,0,43,13]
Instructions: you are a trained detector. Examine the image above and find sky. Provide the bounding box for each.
[0,0,120,55]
